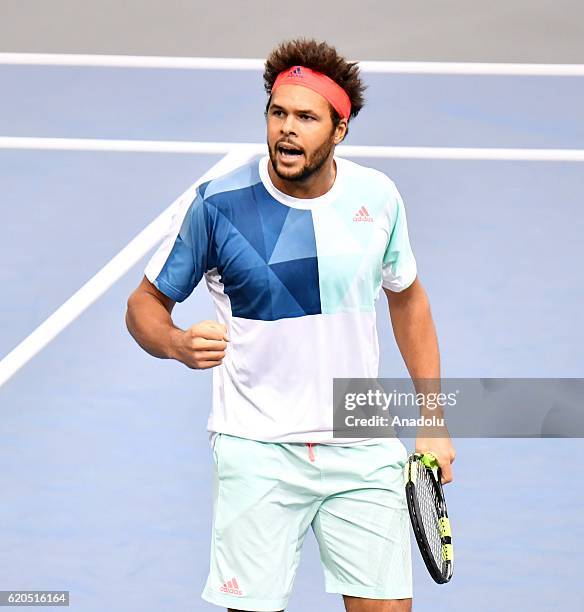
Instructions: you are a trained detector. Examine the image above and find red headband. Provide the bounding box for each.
[272,65,351,121]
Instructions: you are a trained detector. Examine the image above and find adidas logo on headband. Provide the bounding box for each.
[273,65,351,120]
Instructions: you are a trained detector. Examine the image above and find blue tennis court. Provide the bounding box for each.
[0,61,583,610]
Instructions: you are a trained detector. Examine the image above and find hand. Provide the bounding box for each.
[415,429,456,484]
[171,320,229,370]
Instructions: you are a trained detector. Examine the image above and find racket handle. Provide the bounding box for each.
[419,452,439,470]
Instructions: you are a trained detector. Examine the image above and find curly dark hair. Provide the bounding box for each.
[263,38,366,136]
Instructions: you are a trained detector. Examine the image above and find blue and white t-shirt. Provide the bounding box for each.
[145,155,417,445]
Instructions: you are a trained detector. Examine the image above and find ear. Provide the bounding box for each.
[333,119,348,144]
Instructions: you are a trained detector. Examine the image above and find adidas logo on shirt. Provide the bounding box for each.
[353,206,374,223]
[220,577,243,596]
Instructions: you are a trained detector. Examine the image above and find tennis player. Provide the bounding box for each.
[126,38,455,612]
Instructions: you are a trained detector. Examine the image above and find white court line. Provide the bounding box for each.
[0,147,261,389]
[1,137,583,161]
[1,52,584,76]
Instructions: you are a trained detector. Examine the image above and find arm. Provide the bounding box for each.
[384,277,456,482]
[385,277,439,380]
[126,276,228,369]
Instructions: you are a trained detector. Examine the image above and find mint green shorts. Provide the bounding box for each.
[202,434,412,611]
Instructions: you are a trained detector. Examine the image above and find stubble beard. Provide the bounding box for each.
[268,134,335,183]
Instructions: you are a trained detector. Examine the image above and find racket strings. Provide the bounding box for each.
[417,464,443,567]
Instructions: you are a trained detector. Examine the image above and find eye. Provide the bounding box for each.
[300,114,314,120]
[272,109,284,116]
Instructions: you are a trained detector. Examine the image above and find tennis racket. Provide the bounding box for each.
[405,452,453,584]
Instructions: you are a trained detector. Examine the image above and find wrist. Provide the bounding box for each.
[167,326,185,360]
[420,406,445,420]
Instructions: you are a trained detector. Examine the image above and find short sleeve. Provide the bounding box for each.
[381,183,417,292]
[144,186,212,302]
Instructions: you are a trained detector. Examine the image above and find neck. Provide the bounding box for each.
[268,153,337,199]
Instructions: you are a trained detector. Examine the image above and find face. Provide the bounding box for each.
[266,84,347,182]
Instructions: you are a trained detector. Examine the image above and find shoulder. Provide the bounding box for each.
[337,156,399,199]
[198,157,263,202]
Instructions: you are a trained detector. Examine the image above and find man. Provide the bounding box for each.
[126,38,455,612]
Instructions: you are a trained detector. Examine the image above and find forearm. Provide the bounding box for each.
[387,281,455,480]
[125,291,182,360]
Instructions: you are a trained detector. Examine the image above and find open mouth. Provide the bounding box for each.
[277,143,304,160]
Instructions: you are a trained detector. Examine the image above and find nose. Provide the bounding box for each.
[281,113,297,136]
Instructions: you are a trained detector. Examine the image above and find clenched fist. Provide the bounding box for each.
[171,320,229,370]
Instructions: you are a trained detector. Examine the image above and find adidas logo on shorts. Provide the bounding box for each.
[220,577,243,596]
